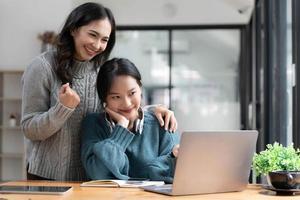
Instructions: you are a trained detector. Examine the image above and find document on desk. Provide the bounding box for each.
[80,179,165,188]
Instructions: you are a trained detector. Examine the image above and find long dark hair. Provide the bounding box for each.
[56,2,116,84]
[96,58,142,105]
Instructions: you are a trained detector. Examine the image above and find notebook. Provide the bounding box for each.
[143,130,258,196]
[80,179,165,188]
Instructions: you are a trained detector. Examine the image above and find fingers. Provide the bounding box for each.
[60,83,74,97]
[105,107,114,116]
[59,83,69,94]
[105,107,126,121]
[59,83,80,108]
[164,112,171,131]
[172,144,180,158]
[155,112,165,127]
[169,113,178,132]
[154,105,178,133]
[105,107,129,128]
[60,83,74,98]
[163,111,178,133]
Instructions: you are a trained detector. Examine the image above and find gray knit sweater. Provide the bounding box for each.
[21,51,100,181]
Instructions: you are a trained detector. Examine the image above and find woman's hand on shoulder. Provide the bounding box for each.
[105,107,129,128]
[59,83,80,109]
[154,105,177,132]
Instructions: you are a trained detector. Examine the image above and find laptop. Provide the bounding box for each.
[143,130,258,196]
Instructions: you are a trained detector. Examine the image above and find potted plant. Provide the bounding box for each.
[252,142,300,186]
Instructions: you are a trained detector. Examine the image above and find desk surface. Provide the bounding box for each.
[0,181,299,200]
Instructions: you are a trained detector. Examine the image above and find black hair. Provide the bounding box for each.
[96,58,142,104]
[56,2,116,84]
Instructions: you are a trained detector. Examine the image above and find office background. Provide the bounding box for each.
[0,0,299,181]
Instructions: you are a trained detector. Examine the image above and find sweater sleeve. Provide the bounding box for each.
[21,55,74,141]
[145,128,180,183]
[81,114,135,180]
[142,104,161,113]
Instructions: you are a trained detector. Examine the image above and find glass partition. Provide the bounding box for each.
[111,29,241,132]
[171,30,241,132]
[111,31,170,106]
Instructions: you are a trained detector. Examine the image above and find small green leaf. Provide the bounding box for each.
[252,142,300,176]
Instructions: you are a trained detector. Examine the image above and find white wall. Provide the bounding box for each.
[0,0,253,70]
[0,0,72,70]
[74,0,254,25]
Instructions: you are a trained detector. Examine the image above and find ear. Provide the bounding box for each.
[70,29,77,37]
[103,102,107,108]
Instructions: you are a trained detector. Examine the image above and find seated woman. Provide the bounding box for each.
[81,58,179,183]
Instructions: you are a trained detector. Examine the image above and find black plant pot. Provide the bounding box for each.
[268,171,300,189]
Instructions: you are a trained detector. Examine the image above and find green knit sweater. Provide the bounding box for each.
[81,111,179,183]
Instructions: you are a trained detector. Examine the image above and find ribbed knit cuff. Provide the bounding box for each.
[110,125,135,151]
[52,101,75,120]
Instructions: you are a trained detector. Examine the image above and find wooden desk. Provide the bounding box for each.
[0,181,299,200]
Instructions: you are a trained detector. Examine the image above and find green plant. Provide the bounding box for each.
[252,142,300,176]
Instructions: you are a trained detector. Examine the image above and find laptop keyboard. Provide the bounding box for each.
[143,184,173,195]
[156,188,172,193]
[152,185,172,192]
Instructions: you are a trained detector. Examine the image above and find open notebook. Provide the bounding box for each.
[80,179,165,188]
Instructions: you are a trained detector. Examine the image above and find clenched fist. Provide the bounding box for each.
[59,83,80,109]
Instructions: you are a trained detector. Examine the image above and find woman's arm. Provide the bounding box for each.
[81,114,134,180]
[21,56,74,141]
[145,127,180,183]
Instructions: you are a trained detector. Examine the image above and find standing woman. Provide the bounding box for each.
[21,2,177,181]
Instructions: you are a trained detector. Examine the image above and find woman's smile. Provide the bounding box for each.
[85,45,99,56]
[119,107,135,114]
